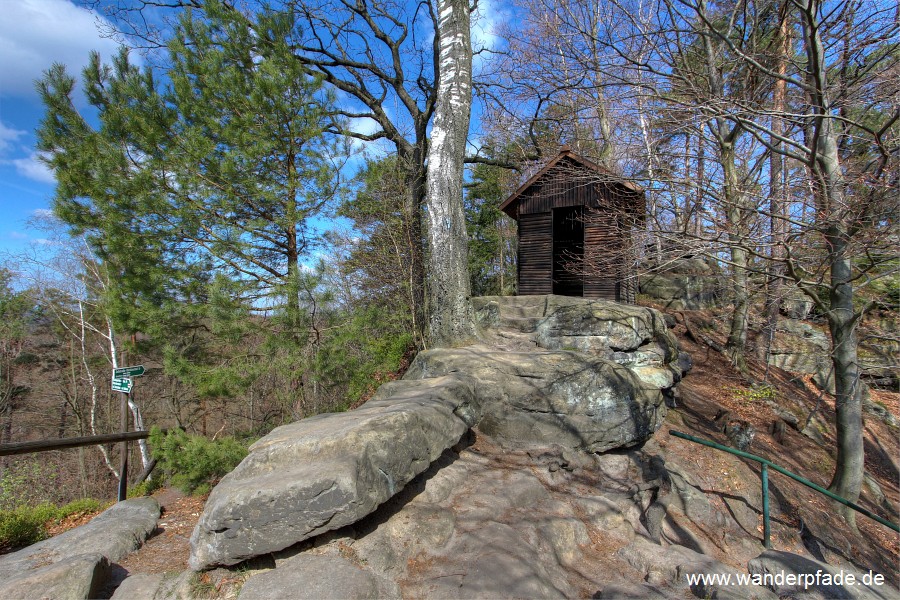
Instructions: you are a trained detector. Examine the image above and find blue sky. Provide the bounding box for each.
[0,0,504,259]
[0,0,130,254]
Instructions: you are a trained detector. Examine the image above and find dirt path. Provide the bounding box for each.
[117,488,205,575]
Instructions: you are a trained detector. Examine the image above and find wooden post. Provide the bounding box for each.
[118,388,128,502]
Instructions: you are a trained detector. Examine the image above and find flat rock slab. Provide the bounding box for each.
[189,374,480,570]
[0,498,160,600]
[405,346,666,452]
[618,537,776,599]
[110,571,194,600]
[239,555,400,600]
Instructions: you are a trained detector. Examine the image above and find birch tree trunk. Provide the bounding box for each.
[425,0,475,346]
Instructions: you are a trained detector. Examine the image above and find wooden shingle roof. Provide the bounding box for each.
[499,147,644,219]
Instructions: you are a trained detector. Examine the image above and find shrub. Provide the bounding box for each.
[0,503,56,551]
[149,428,248,495]
[729,383,778,407]
[0,461,58,511]
[0,498,107,552]
[57,498,104,520]
[127,478,162,498]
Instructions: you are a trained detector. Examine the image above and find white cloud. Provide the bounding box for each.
[31,208,55,219]
[471,0,505,69]
[11,152,55,184]
[0,121,26,154]
[0,0,124,98]
[348,116,381,139]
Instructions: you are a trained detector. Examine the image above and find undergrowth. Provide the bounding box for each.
[0,498,105,552]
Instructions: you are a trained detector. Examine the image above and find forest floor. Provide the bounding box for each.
[39,305,900,592]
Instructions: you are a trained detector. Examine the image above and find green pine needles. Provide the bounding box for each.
[149,427,248,496]
[36,1,347,400]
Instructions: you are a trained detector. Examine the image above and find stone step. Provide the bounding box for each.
[498,304,547,319]
[498,315,543,333]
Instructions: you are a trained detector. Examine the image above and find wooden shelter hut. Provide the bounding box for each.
[500,147,645,302]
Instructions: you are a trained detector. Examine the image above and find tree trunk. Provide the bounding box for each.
[761,7,790,373]
[800,0,863,525]
[721,143,749,372]
[826,237,863,527]
[425,0,475,347]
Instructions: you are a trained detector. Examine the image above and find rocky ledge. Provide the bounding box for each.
[189,295,690,570]
[0,498,159,600]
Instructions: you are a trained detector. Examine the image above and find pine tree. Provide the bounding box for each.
[36,1,344,397]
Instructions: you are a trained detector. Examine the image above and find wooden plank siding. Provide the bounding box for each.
[504,149,645,302]
[517,212,552,294]
[584,214,620,301]
[519,170,597,216]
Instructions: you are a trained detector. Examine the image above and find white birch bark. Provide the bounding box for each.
[425,0,475,346]
[81,302,118,478]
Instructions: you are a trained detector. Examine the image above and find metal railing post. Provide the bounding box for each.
[668,430,900,544]
[761,463,771,549]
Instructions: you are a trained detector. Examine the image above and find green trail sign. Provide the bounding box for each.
[111,377,133,393]
[114,365,145,378]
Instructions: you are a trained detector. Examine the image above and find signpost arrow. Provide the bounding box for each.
[114,365,145,379]
[111,377,133,393]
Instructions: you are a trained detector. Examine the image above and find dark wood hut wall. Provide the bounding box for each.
[517,212,552,294]
[505,152,643,303]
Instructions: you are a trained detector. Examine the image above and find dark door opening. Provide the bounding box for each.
[552,206,584,296]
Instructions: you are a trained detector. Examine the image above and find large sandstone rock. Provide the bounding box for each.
[639,273,722,309]
[768,319,831,375]
[250,434,782,600]
[191,294,688,571]
[110,571,194,600]
[189,374,480,570]
[405,346,667,452]
[473,295,689,390]
[0,498,159,600]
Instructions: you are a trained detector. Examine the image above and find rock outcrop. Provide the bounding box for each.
[749,550,897,599]
[0,498,159,600]
[638,258,722,310]
[231,436,783,600]
[189,374,480,570]
[239,555,401,600]
[406,347,665,452]
[473,295,689,394]
[189,295,689,571]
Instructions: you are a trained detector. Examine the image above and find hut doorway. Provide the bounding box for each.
[552,206,584,296]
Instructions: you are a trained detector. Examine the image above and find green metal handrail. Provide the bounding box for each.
[668,430,900,549]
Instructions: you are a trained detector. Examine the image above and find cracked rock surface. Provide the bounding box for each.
[189,374,480,570]
[190,295,689,571]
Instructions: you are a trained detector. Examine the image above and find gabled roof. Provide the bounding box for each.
[499,146,644,219]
